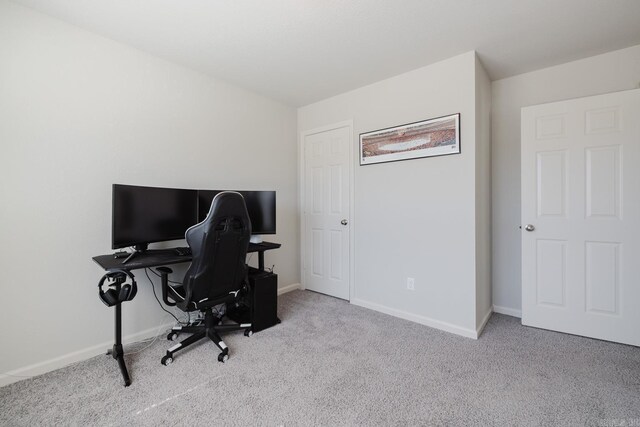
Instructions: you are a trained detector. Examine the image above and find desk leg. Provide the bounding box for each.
[258,251,264,271]
[107,302,131,387]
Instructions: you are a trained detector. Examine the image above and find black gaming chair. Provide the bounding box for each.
[160,191,252,365]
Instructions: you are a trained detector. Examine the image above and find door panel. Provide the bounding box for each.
[536,150,567,217]
[585,241,620,315]
[535,239,566,307]
[522,89,640,346]
[585,146,621,218]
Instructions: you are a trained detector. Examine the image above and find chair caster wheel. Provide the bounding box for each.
[244,329,253,337]
[167,332,179,341]
[218,353,228,363]
[161,355,173,366]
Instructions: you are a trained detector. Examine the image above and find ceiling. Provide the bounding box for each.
[12,0,640,106]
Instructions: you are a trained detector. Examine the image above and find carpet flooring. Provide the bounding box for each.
[1,290,639,426]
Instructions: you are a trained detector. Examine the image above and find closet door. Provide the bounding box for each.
[303,123,352,300]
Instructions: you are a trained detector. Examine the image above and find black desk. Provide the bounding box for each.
[93,242,281,271]
[93,250,191,271]
[92,242,281,387]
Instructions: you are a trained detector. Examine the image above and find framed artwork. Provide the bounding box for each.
[359,113,460,165]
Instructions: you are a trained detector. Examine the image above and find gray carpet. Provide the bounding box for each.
[1,290,639,426]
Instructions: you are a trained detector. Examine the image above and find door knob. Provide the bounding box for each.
[524,224,535,232]
[341,219,348,225]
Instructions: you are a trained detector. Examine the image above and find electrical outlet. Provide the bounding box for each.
[406,277,415,291]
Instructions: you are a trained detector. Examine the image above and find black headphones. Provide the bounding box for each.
[98,269,137,307]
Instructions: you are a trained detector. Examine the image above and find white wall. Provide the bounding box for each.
[491,44,640,315]
[0,0,298,382]
[299,51,488,336]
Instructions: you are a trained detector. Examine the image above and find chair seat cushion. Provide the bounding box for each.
[169,284,238,312]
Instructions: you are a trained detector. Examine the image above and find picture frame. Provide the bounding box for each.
[359,113,460,165]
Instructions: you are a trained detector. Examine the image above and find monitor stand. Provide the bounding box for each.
[250,235,263,244]
[121,244,148,265]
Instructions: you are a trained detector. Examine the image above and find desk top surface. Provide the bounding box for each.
[247,241,281,252]
[93,241,281,272]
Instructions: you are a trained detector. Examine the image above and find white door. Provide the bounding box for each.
[521,88,640,346]
[303,124,352,300]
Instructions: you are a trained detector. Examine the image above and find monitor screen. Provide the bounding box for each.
[241,191,276,235]
[198,190,276,235]
[112,184,198,249]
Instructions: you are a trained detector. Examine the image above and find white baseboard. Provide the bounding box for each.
[278,283,301,295]
[476,308,493,338]
[350,298,479,339]
[0,321,175,388]
[492,305,522,318]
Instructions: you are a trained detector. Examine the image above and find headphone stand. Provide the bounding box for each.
[105,275,131,387]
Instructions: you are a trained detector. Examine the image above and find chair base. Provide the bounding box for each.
[161,308,252,365]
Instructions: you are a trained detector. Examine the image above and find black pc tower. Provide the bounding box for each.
[227,267,278,333]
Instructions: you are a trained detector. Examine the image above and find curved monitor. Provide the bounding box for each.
[112,185,276,250]
[112,184,198,249]
[198,190,276,235]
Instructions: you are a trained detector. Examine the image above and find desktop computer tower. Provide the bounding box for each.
[227,267,278,333]
[248,268,278,332]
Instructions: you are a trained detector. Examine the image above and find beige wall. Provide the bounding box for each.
[0,1,298,381]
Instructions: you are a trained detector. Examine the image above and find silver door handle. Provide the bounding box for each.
[524,224,535,232]
[341,219,348,225]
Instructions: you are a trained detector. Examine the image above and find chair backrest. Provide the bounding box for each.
[181,191,251,310]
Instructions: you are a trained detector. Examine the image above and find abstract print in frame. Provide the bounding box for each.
[359,113,460,165]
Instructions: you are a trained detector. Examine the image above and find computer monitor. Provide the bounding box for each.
[112,184,198,250]
[198,190,276,237]
[241,191,276,235]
